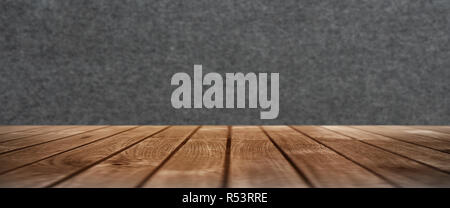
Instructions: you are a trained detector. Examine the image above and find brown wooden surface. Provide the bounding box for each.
[353,126,450,153]
[0,126,106,154]
[0,126,77,143]
[56,126,192,188]
[0,126,44,135]
[293,126,450,187]
[229,126,308,187]
[263,126,392,188]
[379,126,450,142]
[412,126,450,135]
[323,126,450,173]
[0,125,448,188]
[143,126,225,188]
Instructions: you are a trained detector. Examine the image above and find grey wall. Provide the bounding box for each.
[1,0,449,125]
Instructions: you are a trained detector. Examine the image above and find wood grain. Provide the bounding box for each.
[0,126,129,174]
[0,126,44,135]
[143,126,225,188]
[0,126,77,143]
[324,126,450,173]
[0,126,139,187]
[0,126,106,154]
[228,126,308,187]
[381,126,450,142]
[413,126,450,135]
[262,126,391,187]
[0,125,449,188]
[293,126,450,187]
[56,126,195,188]
[353,126,450,153]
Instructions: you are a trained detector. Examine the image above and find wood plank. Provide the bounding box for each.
[293,126,450,187]
[228,126,308,187]
[381,126,450,142]
[262,126,391,187]
[0,126,135,174]
[0,126,77,143]
[413,126,450,134]
[55,126,197,188]
[353,126,450,153]
[324,126,450,173]
[142,126,225,188]
[0,126,44,135]
[0,126,106,154]
[0,125,156,188]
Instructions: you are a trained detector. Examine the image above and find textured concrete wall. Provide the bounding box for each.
[1,0,449,124]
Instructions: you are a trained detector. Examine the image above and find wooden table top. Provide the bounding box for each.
[0,125,449,188]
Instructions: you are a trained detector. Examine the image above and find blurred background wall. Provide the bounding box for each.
[1,0,449,124]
